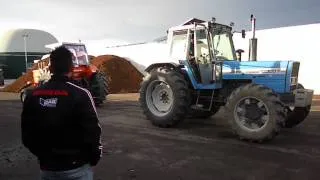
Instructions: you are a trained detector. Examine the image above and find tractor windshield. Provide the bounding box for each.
[64,44,89,66]
[211,26,236,60]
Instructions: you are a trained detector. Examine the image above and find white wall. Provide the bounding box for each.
[87,42,169,75]
[233,23,320,94]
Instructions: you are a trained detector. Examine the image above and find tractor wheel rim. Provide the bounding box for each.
[288,106,295,111]
[146,80,174,117]
[234,96,270,131]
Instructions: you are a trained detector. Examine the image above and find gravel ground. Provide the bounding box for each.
[1,94,320,180]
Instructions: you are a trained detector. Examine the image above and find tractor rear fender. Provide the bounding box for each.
[81,65,98,80]
[145,63,183,73]
[144,63,196,90]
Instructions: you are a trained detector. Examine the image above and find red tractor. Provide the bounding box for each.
[20,42,109,105]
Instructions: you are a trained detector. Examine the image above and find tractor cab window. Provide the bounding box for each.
[64,44,89,66]
[195,29,211,64]
[212,31,236,60]
[74,51,88,65]
[186,28,213,83]
[169,30,188,60]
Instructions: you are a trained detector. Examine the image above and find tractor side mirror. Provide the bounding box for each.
[241,30,246,38]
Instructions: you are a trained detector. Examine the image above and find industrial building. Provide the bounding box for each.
[0,29,58,79]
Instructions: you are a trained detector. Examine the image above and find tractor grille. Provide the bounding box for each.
[290,62,300,90]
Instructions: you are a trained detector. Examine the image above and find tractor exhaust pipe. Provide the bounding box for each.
[249,14,257,61]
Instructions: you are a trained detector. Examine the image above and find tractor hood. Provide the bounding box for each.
[222,60,299,93]
[222,60,290,74]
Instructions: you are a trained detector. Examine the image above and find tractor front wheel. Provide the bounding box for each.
[225,84,285,142]
[139,67,190,127]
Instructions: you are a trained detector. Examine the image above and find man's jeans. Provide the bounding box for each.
[40,164,93,180]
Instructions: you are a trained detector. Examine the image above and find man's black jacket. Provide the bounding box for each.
[21,75,102,171]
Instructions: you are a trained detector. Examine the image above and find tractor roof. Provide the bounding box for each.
[169,18,232,32]
[180,18,206,25]
[45,42,86,50]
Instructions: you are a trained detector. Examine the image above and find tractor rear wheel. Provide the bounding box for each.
[225,84,285,142]
[284,83,311,128]
[139,67,190,127]
[90,71,109,106]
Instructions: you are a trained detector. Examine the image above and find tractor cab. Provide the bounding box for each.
[167,18,236,89]
[63,43,90,67]
[45,42,97,81]
[45,42,90,67]
[19,42,109,105]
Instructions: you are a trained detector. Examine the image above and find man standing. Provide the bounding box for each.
[21,46,102,180]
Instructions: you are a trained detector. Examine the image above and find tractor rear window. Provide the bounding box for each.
[170,31,188,60]
[64,44,89,65]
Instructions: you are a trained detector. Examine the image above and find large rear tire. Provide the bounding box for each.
[284,83,311,128]
[139,67,190,127]
[90,71,109,106]
[225,84,285,142]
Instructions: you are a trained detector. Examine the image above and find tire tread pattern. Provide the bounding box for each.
[139,67,190,127]
[225,83,285,142]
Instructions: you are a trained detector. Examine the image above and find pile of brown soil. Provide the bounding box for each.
[1,71,33,93]
[1,58,50,93]
[1,55,144,94]
[91,55,143,94]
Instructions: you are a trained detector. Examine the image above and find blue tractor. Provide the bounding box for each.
[139,18,314,142]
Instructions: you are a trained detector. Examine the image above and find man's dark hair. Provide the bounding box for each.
[49,46,73,75]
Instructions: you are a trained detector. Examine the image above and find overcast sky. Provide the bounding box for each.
[0,0,319,44]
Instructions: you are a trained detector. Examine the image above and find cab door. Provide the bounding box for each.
[193,25,222,86]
